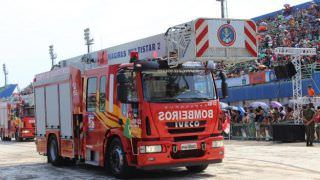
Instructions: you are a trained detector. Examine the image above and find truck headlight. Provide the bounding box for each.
[212,140,224,148]
[22,130,30,134]
[140,145,162,154]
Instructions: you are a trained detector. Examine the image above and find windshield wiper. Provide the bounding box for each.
[177,97,212,102]
[149,98,182,103]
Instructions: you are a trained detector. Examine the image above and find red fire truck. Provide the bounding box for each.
[0,94,35,141]
[13,94,35,141]
[34,18,257,177]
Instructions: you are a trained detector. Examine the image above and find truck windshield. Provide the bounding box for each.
[24,107,35,117]
[142,69,216,102]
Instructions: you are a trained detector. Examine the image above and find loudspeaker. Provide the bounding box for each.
[274,65,288,79]
[286,62,297,78]
[274,62,297,80]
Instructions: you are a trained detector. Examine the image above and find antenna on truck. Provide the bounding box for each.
[49,45,57,69]
[84,28,94,54]
[83,28,96,65]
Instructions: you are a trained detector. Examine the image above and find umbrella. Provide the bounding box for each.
[227,106,245,115]
[220,102,229,110]
[284,4,290,8]
[270,101,282,108]
[237,106,245,114]
[250,102,269,110]
[227,106,238,111]
[258,25,267,32]
[260,22,267,26]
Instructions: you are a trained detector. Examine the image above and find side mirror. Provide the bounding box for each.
[117,72,128,84]
[117,84,129,103]
[221,80,228,99]
[218,71,228,99]
[117,72,129,103]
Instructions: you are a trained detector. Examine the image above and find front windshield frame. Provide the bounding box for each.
[141,68,217,103]
[23,106,35,117]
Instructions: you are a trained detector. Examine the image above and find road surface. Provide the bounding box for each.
[0,140,319,180]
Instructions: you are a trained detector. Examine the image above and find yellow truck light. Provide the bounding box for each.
[140,145,162,154]
[212,140,224,148]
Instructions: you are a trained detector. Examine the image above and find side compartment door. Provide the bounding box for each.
[35,87,47,154]
[59,82,74,158]
[35,87,46,137]
[45,85,60,129]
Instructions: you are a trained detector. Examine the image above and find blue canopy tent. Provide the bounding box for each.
[0,84,18,99]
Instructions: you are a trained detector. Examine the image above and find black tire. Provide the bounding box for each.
[186,164,209,173]
[106,138,132,179]
[47,135,63,166]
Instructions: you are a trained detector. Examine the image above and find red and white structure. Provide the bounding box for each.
[193,18,258,62]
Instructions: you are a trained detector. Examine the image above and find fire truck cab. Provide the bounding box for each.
[34,18,257,178]
[0,94,35,141]
[14,102,35,141]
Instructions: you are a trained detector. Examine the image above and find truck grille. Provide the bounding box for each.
[171,149,205,159]
[174,136,198,142]
[166,120,206,134]
[168,127,205,134]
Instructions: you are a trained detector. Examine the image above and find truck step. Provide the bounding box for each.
[85,160,99,166]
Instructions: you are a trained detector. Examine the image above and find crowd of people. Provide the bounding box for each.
[226,102,320,144]
[228,105,295,141]
[224,2,320,78]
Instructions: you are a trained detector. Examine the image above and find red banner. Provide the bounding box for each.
[249,71,266,85]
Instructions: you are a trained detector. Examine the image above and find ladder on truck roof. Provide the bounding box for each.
[58,18,258,69]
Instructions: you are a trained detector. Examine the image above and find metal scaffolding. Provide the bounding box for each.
[274,47,317,124]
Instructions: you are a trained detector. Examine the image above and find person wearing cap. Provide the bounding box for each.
[303,103,315,146]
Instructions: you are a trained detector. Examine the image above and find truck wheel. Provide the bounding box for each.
[48,136,63,166]
[106,138,131,178]
[186,164,209,173]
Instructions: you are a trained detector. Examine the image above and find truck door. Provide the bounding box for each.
[84,76,106,165]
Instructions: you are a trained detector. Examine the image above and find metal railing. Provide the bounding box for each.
[226,123,320,143]
[228,123,273,141]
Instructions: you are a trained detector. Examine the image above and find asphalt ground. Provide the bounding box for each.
[0,140,319,180]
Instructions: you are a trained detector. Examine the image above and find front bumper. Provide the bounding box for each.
[136,136,224,169]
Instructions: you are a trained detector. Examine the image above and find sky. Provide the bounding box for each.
[0,0,312,88]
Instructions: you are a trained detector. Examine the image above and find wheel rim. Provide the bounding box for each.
[50,140,57,161]
[110,146,124,173]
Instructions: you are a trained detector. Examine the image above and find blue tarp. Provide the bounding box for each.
[219,73,320,103]
[0,84,17,99]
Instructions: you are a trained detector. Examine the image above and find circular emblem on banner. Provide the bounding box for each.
[217,24,236,46]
